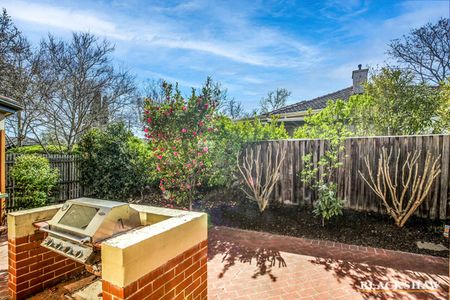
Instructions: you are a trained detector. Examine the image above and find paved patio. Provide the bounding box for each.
[1,227,448,300]
[0,235,7,300]
[207,226,449,300]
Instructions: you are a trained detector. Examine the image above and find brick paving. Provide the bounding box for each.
[207,226,449,300]
[1,227,448,300]
[0,235,8,300]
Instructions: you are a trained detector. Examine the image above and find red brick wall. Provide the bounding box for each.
[8,231,84,300]
[102,240,207,300]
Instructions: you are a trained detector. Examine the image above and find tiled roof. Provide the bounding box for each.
[267,86,353,115]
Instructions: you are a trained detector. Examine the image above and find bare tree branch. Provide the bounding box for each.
[359,147,441,227]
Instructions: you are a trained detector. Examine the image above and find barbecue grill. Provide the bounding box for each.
[39,198,141,264]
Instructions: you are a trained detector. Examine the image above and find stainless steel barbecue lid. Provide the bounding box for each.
[40,198,142,264]
[47,198,141,242]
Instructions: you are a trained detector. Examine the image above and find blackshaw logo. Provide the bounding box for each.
[358,280,440,293]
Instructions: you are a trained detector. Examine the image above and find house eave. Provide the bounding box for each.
[259,109,323,122]
[0,95,22,116]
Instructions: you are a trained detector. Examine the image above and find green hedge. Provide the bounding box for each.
[10,154,59,209]
[78,123,156,201]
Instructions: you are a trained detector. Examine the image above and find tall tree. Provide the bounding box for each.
[351,68,445,135]
[222,98,244,119]
[388,18,450,84]
[39,33,136,150]
[0,9,47,147]
[260,88,291,114]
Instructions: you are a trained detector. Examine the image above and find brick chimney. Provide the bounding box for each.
[352,64,368,94]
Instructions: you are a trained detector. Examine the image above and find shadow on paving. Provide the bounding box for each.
[208,226,448,275]
[311,257,449,300]
[208,235,287,282]
[208,226,449,299]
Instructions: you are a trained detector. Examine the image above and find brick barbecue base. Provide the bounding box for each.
[8,231,84,300]
[102,240,208,300]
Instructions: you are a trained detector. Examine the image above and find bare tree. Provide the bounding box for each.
[237,144,286,212]
[359,147,441,227]
[260,88,291,114]
[39,33,136,150]
[388,18,450,84]
[223,98,244,119]
[0,9,49,147]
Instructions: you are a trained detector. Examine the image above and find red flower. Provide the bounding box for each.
[147,117,152,123]
[173,152,178,156]
[181,128,187,133]
[157,155,163,160]
[203,147,208,153]
[182,106,187,111]
[144,128,149,133]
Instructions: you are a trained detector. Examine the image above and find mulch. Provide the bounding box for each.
[194,188,449,258]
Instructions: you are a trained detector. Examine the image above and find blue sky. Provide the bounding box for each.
[0,0,448,111]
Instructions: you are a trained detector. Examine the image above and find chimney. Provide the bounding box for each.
[352,64,368,94]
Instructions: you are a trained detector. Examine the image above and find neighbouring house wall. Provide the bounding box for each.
[7,205,84,300]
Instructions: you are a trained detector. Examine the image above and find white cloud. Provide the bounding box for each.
[1,0,321,68]
[3,0,131,40]
[2,0,446,111]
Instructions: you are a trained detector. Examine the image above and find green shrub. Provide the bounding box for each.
[79,123,155,200]
[205,116,289,187]
[10,155,59,209]
[313,183,344,226]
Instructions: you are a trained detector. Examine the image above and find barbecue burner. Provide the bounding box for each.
[39,198,141,264]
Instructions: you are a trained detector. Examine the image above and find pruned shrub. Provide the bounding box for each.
[237,143,286,212]
[359,147,441,227]
[10,154,59,208]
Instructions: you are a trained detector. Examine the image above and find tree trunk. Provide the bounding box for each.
[17,111,22,147]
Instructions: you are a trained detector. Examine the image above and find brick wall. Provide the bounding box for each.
[102,240,207,300]
[8,230,84,300]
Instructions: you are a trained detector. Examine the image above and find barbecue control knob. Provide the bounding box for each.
[63,246,72,253]
[55,243,63,250]
[45,238,53,245]
[75,251,83,258]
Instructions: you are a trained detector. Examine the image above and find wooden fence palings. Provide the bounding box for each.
[6,153,82,212]
[244,134,450,220]
[5,134,450,219]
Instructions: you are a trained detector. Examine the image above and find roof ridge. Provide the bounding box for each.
[295,86,352,106]
[268,86,353,115]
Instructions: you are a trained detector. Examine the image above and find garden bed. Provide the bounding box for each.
[195,189,449,258]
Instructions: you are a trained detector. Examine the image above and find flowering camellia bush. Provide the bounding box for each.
[143,82,217,209]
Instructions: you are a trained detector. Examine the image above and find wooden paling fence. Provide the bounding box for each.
[244,134,450,220]
[6,153,83,211]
